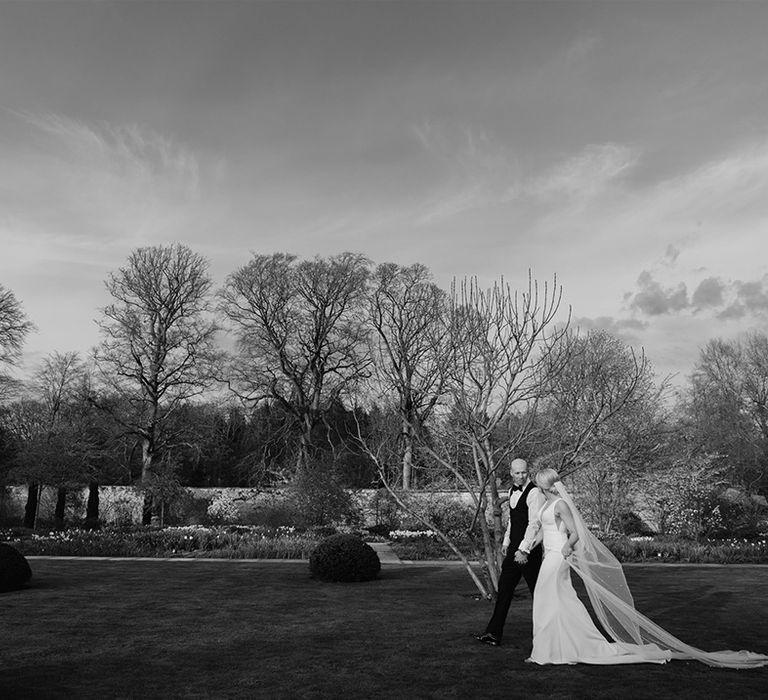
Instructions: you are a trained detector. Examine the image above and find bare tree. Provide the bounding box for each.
[93,243,220,522]
[686,332,768,490]
[30,351,89,526]
[0,284,35,400]
[34,352,86,423]
[533,329,665,534]
[358,272,570,598]
[220,252,371,471]
[1,398,47,527]
[368,262,448,489]
[438,273,569,593]
[537,330,658,469]
[354,407,490,595]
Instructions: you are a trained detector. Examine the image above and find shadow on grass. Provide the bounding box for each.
[1,560,766,699]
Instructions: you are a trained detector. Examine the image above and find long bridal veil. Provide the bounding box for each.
[555,482,768,669]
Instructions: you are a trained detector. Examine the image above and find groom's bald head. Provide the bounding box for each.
[509,458,529,486]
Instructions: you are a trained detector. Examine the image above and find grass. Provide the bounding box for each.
[1,560,767,699]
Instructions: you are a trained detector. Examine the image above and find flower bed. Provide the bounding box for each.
[610,535,768,564]
[388,529,474,561]
[1,525,323,560]
[2,526,766,563]
[387,529,768,564]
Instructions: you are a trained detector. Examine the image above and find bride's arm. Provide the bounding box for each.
[518,487,546,552]
[556,501,579,558]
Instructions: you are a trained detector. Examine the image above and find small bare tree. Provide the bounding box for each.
[0,284,35,401]
[93,243,220,522]
[368,263,448,489]
[220,252,371,472]
[435,274,569,593]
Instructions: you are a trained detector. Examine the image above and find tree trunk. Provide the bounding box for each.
[54,486,66,528]
[142,493,155,526]
[402,417,413,490]
[474,441,501,591]
[141,436,155,525]
[141,435,154,481]
[23,483,39,529]
[85,482,100,530]
[298,417,313,472]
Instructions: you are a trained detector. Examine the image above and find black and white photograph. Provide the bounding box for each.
[1,1,767,697]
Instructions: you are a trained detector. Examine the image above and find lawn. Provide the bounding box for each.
[1,560,766,699]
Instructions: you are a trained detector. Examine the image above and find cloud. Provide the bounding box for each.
[412,129,639,225]
[411,121,519,224]
[717,302,747,320]
[563,34,600,65]
[625,269,768,326]
[691,276,725,309]
[718,276,768,319]
[628,271,689,316]
[735,277,768,312]
[520,143,639,202]
[18,111,200,198]
[411,121,513,181]
[512,134,768,312]
[0,111,209,260]
[663,245,680,265]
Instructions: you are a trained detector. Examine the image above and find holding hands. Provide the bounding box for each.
[514,549,528,565]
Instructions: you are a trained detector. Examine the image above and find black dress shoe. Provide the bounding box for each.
[475,633,501,646]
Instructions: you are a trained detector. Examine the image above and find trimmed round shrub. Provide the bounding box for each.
[0,542,32,592]
[309,534,381,582]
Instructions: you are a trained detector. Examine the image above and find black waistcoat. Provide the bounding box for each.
[508,481,536,548]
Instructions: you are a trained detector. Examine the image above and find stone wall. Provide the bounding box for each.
[0,484,484,528]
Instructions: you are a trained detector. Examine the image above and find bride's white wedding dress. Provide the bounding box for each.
[525,487,768,668]
[528,498,670,665]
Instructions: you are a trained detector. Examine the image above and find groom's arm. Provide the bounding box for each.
[517,489,547,554]
[501,501,513,555]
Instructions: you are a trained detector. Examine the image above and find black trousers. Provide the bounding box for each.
[484,545,542,640]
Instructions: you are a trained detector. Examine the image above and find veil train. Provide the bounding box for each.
[555,481,768,669]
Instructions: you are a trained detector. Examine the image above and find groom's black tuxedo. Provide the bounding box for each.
[484,481,543,642]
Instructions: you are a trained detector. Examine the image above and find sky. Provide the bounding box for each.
[2,0,768,388]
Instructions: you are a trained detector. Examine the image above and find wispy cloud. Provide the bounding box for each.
[0,111,206,259]
[563,34,600,65]
[411,124,638,225]
[18,111,200,199]
[519,143,639,202]
[411,121,519,225]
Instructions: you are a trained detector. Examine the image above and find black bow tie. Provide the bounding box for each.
[511,485,524,492]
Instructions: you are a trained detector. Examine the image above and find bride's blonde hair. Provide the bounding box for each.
[534,467,560,490]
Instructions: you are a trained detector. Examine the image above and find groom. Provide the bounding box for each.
[475,458,545,647]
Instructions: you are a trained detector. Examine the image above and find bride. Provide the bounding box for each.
[517,467,768,668]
